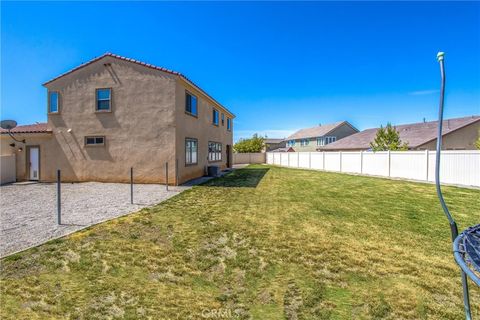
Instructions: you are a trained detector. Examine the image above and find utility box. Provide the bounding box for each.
[207,165,220,177]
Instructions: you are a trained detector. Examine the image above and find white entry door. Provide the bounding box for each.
[29,147,39,180]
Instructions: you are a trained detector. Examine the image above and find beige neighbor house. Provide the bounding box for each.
[286,121,359,152]
[263,138,286,152]
[321,116,480,151]
[0,53,235,185]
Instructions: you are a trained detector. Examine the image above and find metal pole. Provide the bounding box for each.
[165,162,169,191]
[175,159,179,186]
[435,52,471,320]
[57,169,61,225]
[130,167,133,204]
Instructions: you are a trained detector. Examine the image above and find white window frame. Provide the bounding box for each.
[208,141,222,162]
[185,138,198,165]
[325,136,336,145]
[85,136,105,146]
[96,88,112,112]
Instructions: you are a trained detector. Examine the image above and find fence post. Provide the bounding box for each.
[387,150,391,177]
[360,151,363,174]
[339,151,342,172]
[309,152,311,169]
[130,167,133,204]
[165,162,169,191]
[175,159,179,186]
[322,152,325,171]
[57,169,61,225]
[297,152,300,168]
[425,150,429,181]
[288,153,290,167]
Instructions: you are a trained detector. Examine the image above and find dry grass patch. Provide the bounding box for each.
[1,165,479,319]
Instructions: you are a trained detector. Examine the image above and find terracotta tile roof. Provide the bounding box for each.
[287,121,357,140]
[321,115,480,150]
[42,52,235,117]
[0,123,51,134]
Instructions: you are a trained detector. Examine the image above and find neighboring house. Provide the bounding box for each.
[263,138,286,152]
[322,116,480,151]
[270,147,295,152]
[0,53,235,184]
[285,121,358,151]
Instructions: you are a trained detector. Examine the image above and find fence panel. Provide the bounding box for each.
[298,153,310,168]
[325,152,341,171]
[341,152,362,173]
[266,152,274,164]
[288,152,298,167]
[233,153,266,164]
[310,152,324,170]
[267,150,480,187]
[427,151,480,186]
[362,152,389,176]
[390,151,427,181]
[280,153,289,166]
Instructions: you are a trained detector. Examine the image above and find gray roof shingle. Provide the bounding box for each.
[322,116,480,150]
[287,121,354,140]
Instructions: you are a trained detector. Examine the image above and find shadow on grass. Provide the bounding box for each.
[202,168,269,188]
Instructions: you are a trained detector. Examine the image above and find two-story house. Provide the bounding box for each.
[285,121,358,151]
[1,53,235,185]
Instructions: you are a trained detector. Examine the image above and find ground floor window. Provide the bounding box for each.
[85,136,105,146]
[208,141,222,161]
[185,138,198,165]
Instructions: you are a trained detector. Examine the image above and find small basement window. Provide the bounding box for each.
[85,136,105,146]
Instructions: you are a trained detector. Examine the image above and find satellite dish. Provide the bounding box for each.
[1,120,25,144]
[0,120,17,130]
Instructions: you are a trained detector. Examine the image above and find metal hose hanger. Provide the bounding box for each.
[436,52,479,320]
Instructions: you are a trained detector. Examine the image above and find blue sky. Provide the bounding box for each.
[2,1,479,141]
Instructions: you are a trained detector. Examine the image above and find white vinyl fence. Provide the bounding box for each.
[267,151,480,187]
[233,153,266,164]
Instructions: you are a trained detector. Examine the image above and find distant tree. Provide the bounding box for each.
[234,134,265,153]
[370,123,408,151]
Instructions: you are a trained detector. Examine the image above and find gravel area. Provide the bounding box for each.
[0,182,193,257]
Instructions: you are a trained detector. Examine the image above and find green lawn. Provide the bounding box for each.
[1,165,479,319]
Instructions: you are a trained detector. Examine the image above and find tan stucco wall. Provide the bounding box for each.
[43,56,177,183]
[292,123,358,151]
[417,121,480,150]
[1,134,53,181]
[174,79,234,184]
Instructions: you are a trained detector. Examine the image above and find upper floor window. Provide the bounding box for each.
[185,92,198,116]
[185,138,198,165]
[287,140,296,147]
[227,118,232,131]
[300,139,309,146]
[212,108,219,126]
[48,91,59,113]
[208,142,222,161]
[316,137,324,146]
[221,113,225,126]
[85,136,105,146]
[325,136,336,145]
[96,88,111,111]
